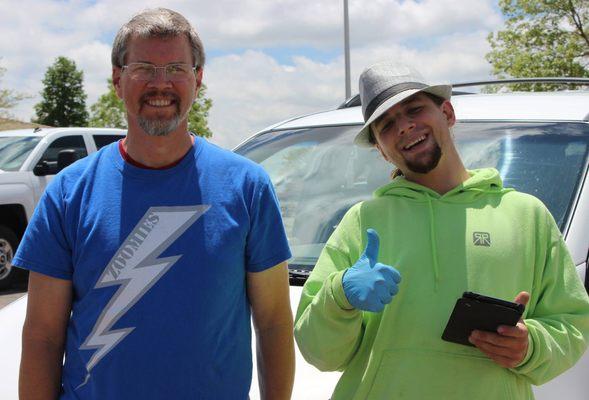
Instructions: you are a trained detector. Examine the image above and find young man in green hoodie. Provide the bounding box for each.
[294,61,589,399]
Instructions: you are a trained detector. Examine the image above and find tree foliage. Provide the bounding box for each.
[187,83,213,138]
[89,78,126,129]
[34,56,88,126]
[0,65,30,118]
[486,0,589,91]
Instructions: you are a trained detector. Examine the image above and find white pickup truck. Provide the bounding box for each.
[0,127,125,288]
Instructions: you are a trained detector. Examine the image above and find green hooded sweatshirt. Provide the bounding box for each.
[294,168,589,400]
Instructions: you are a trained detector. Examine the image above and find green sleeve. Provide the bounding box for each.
[294,204,364,371]
[512,208,589,385]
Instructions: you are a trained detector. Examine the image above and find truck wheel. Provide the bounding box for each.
[0,226,23,290]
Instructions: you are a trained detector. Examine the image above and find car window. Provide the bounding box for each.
[237,122,589,274]
[93,134,124,149]
[39,135,88,174]
[238,126,392,275]
[0,136,42,171]
[456,122,588,230]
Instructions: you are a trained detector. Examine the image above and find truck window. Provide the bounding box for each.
[93,135,124,149]
[39,136,87,174]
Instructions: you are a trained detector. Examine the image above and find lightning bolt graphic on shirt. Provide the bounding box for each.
[77,205,210,388]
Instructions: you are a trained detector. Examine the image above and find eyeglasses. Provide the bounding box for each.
[121,62,197,82]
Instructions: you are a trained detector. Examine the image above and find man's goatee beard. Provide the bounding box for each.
[137,91,190,136]
[138,115,182,136]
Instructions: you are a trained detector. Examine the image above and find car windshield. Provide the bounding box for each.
[0,136,42,171]
[236,122,589,277]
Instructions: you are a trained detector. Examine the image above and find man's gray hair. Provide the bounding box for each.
[112,8,205,68]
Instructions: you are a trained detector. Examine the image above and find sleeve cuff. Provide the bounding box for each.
[330,269,355,310]
[512,319,534,370]
[11,256,73,281]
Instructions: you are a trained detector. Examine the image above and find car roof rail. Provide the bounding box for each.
[338,95,361,109]
[337,89,476,109]
[337,77,589,109]
[452,77,589,88]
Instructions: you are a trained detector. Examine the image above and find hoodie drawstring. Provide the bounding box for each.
[425,193,440,291]
[374,169,510,291]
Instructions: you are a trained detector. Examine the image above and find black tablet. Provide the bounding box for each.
[442,291,525,346]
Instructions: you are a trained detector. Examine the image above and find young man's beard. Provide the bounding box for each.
[404,143,442,174]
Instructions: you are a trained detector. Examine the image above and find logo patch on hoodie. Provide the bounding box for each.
[473,232,491,247]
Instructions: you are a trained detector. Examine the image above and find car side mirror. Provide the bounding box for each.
[57,149,79,172]
[33,161,49,176]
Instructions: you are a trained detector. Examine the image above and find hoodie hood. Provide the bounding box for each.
[373,168,510,202]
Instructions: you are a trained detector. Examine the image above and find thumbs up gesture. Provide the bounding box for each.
[342,229,402,312]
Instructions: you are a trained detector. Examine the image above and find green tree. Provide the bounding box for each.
[188,83,213,138]
[34,56,88,126]
[89,78,126,129]
[0,65,30,118]
[486,0,589,91]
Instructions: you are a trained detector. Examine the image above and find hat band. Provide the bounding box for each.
[364,82,427,121]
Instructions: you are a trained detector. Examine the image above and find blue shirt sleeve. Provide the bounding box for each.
[245,172,291,272]
[12,176,73,280]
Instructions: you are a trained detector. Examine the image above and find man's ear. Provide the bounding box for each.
[441,100,456,127]
[112,68,123,99]
[375,142,390,163]
[370,125,388,161]
[194,67,204,96]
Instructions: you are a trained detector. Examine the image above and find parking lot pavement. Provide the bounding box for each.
[0,286,27,310]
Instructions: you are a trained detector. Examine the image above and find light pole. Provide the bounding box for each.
[344,0,351,100]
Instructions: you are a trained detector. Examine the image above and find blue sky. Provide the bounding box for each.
[0,0,505,148]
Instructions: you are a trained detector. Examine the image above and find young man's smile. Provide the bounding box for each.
[401,133,427,151]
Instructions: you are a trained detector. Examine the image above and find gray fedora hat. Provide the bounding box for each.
[354,61,452,147]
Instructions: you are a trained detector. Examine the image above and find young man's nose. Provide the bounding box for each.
[397,114,415,136]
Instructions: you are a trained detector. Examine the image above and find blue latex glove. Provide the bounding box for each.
[342,229,401,312]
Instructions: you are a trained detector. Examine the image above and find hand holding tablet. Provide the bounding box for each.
[443,291,530,368]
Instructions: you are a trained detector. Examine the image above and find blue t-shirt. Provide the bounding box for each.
[13,136,291,399]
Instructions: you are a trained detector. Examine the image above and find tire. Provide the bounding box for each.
[0,225,24,290]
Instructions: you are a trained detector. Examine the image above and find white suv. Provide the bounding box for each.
[237,86,589,399]
[0,127,125,288]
